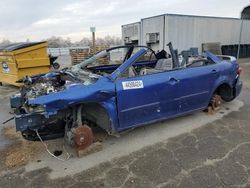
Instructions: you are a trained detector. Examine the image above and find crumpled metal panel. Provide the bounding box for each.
[28,77,115,113]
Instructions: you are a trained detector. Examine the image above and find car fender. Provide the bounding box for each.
[101,98,119,133]
[210,76,233,100]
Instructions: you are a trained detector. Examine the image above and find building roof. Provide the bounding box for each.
[121,21,141,27]
[141,13,240,21]
[122,13,241,27]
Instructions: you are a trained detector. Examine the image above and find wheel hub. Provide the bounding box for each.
[74,125,93,150]
[211,94,222,111]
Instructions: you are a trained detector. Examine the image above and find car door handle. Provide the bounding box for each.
[211,69,218,74]
[168,77,180,85]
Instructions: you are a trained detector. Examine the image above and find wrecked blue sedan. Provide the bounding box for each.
[10,44,242,148]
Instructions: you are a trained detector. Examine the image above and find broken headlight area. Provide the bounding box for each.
[10,96,46,114]
[15,112,48,132]
[10,94,22,109]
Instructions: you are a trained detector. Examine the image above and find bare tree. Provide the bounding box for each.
[74,37,91,47]
[0,39,11,46]
[46,36,73,48]
[95,35,122,46]
[75,36,122,47]
[0,35,122,48]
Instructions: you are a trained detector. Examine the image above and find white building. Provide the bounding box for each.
[121,14,250,53]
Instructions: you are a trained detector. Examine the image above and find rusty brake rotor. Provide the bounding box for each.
[74,125,93,150]
[211,94,222,111]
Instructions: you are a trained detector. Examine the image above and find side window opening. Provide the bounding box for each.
[118,49,157,79]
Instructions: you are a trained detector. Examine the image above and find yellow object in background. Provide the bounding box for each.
[0,42,50,86]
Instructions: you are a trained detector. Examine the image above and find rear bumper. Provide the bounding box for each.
[234,79,243,98]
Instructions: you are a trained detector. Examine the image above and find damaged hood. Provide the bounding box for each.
[28,76,115,114]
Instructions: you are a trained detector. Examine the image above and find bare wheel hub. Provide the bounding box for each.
[211,94,222,111]
[74,125,93,150]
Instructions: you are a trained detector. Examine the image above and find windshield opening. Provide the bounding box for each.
[69,46,156,81]
[84,47,129,68]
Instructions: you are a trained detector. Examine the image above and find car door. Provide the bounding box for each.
[115,71,179,131]
[175,62,219,114]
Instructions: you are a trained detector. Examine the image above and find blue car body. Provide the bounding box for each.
[11,46,242,138]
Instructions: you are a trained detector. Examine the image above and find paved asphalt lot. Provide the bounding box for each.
[0,59,250,188]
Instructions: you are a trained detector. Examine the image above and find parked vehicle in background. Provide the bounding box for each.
[10,44,242,149]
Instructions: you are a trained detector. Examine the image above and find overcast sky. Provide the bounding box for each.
[0,0,249,42]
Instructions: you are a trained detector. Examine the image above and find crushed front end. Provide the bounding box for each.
[10,72,71,140]
[10,67,101,141]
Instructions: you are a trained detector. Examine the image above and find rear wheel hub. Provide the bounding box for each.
[211,94,222,111]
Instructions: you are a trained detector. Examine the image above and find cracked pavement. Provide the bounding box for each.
[0,60,250,188]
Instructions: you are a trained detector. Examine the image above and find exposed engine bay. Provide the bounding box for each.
[21,71,93,99]
[19,48,120,102]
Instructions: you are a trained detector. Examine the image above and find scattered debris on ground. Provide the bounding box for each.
[0,127,43,170]
[0,126,108,172]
